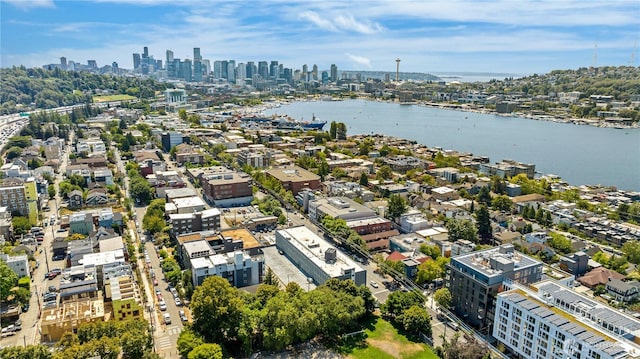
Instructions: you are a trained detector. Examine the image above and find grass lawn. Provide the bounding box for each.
[340,316,438,359]
[93,94,137,102]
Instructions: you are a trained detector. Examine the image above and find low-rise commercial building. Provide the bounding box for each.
[266,167,321,195]
[275,226,366,286]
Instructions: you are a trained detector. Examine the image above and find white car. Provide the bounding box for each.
[174,298,182,306]
[370,281,379,288]
[163,313,171,325]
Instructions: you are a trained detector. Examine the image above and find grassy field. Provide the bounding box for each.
[340,316,438,359]
[92,94,137,102]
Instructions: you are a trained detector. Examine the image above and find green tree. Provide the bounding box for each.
[419,244,441,259]
[387,194,407,220]
[433,288,452,308]
[187,343,223,359]
[445,218,478,242]
[263,267,279,286]
[191,276,244,343]
[0,260,18,301]
[120,328,152,359]
[547,232,572,254]
[130,177,154,204]
[491,195,513,212]
[398,305,432,337]
[177,329,204,358]
[622,240,640,264]
[376,165,393,180]
[381,291,423,319]
[329,121,337,139]
[476,205,492,241]
[0,344,52,359]
[416,257,449,284]
[48,184,56,199]
[359,172,369,186]
[11,216,31,235]
[476,186,491,206]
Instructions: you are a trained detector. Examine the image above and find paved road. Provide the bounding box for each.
[1,137,72,347]
[144,238,184,358]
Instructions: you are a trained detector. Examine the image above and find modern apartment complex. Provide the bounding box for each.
[494,280,640,359]
[447,244,543,330]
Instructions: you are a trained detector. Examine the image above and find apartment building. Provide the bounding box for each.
[447,244,543,330]
[169,208,221,237]
[0,177,38,224]
[494,280,640,359]
[190,250,264,288]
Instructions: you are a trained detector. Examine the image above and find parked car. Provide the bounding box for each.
[48,285,58,292]
[163,313,171,325]
[1,327,16,337]
[22,304,29,312]
[179,310,188,323]
[370,281,379,288]
[174,298,182,306]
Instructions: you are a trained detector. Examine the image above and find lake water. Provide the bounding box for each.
[264,99,640,191]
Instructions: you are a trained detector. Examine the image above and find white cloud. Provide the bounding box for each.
[300,11,338,32]
[334,14,383,34]
[3,0,54,9]
[299,11,382,34]
[346,53,372,68]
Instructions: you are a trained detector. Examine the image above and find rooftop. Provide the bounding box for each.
[220,228,261,249]
[452,244,541,278]
[277,226,365,279]
[267,166,320,182]
[503,280,640,358]
[172,196,207,209]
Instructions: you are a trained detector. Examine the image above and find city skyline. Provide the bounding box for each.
[1,0,639,74]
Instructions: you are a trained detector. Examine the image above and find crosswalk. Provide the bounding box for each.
[167,326,182,336]
[155,336,172,350]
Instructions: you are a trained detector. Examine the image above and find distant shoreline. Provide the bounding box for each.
[276,97,640,130]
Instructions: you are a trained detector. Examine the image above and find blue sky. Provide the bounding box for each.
[1,0,639,74]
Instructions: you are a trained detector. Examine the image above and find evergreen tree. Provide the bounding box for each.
[476,205,492,241]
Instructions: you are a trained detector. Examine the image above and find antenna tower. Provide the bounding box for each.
[395,58,401,83]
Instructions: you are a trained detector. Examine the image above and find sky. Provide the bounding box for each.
[1,0,639,75]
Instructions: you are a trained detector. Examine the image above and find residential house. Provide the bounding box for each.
[86,188,108,206]
[606,278,640,302]
[68,189,83,209]
[69,212,94,235]
[93,168,114,186]
[577,267,626,288]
